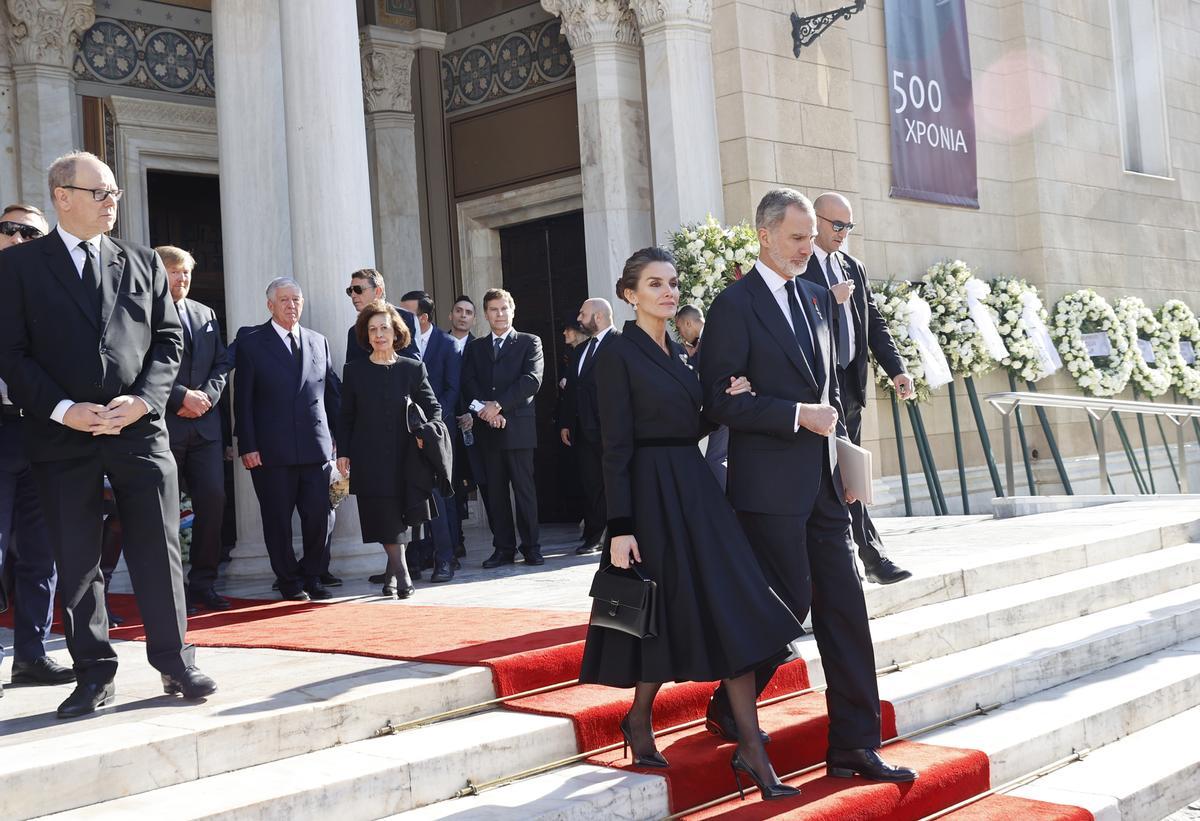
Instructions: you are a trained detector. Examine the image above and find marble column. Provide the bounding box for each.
[0,10,18,209]
[359,25,445,298]
[211,0,294,577]
[542,0,650,309]
[630,0,723,240]
[4,0,95,214]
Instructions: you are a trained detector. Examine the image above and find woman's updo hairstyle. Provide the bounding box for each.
[616,246,675,305]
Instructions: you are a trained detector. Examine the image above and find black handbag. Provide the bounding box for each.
[588,565,658,638]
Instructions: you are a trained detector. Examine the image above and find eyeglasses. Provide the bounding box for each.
[346,285,370,296]
[0,221,44,240]
[817,214,855,233]
[61,185,123,203]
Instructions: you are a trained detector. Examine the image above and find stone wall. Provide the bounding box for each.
[713,0,1200,488]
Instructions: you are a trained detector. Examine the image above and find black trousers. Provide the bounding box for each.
[249,463,334,594]
[738,457,881,749]
[32,448,193,685]
[170,431,225,589]
[481,445,539,552]
[576,430,607,546]
[841,395,889,568]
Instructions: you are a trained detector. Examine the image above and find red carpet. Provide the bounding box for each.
[942,794,1094,820]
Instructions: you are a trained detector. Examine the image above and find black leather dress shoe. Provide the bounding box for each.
[162,666,218,699]
[189,588,233,612]
[12,656,76,685]
[864,559,912,585]
[521,548,545,566]
[704,698,771,745]
[430,562,454,583]
[304,582,333,601]
[575,543,603,556]
[281,589,310,602]
[57,681,116,718]
[319,572,343,587]
[482,551,515,569]
[826,747,918,782]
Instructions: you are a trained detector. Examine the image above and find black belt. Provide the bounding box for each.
[634,437,697,448]
[0,405,23,419]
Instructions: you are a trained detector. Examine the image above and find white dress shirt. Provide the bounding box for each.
[578,325,612,374]
[272,320,301,351]
[812,245,857,361]
[416,324,433,358]
[451,333,469,355]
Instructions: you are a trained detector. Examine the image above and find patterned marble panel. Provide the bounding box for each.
[74,17,215,98]
[441,18,573,114]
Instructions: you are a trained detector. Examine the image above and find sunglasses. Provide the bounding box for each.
[0,221,44,240]
[345,284,373,296]
[817,214,856,233]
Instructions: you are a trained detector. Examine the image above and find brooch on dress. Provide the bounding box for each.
[678,353,694,371]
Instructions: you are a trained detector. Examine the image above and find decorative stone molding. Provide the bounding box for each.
[74,16,214,98]
[6,0,95,68]
[441,18,571,114]
[628,0,711,27]
[541,0,639,47]
[360,25,444,115]
[108,94,216,133]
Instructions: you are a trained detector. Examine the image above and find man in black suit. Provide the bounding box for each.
[234,277,340,602]
[0,202,75,695]
[448,296,482,557]
[802,193,914,585]
[345,268,419,363]
[461,288,544,568]
[559,298,618,556]
[157,246,233,611]
[675,304,729,490]
[701,188,916,783]
[0,151,216,718]
[400,291,461,582]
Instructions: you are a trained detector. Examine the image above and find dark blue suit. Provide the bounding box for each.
[234,321,341,594]
[410,326,461,571]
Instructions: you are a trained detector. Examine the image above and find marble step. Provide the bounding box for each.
[42,709,579,820]
[801,541,1200,689]
[1007,703,1200,821]
[920,636,1200,785]
[864,501,1200,619]
[880,582,1200,736]
[3,657,494,819]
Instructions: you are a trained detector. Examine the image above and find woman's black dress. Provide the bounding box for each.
[579,322,803,687]
[338,357,441,544]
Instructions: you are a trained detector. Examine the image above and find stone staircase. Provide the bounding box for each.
[9,500,1200,820]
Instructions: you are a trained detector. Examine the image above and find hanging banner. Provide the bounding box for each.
[884,0,979,208]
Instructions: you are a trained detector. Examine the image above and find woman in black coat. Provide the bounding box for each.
[579,247,803,801]
[337,301,441,599]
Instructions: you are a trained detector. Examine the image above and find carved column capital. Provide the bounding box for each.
[359,25,445,115]
[541,0,639,48]
[628,0,711,28]
[5,0,94,68]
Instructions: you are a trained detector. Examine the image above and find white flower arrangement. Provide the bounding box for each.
[871,279,934,403]
[985,277,1057,383]
[1157,299,1200,399]
[1114,296,1173,397]
[919,259,1000,379]
[1051,289,1135,397]
[669,215,759,315]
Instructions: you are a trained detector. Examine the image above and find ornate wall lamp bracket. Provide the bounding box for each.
[790,0,866,57]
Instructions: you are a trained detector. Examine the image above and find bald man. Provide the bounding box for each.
[560,298,619,555]
[802,193,914,585]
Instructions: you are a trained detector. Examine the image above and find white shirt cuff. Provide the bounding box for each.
[794,403,802,433]
[50,399,74,424]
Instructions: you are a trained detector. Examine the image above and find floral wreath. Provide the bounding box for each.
[870,279,933,403]
[919,259,999,378]
[985,277,1058,383]
[1157,299,1200,399]
[1114,296,1173,397]
[670,215,759,315]
[1051,289,1135,397]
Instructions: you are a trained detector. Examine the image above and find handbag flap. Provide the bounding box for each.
[588,567,653,607]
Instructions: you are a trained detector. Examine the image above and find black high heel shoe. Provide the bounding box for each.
[618,713,669,768]
[730,749,800,801]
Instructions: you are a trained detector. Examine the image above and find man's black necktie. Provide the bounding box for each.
[784,280,820,385]
[825,255,852,370]
[289,331,301,370]
[79,241,101,320]
[579,336,598,372]
[492,336,503,361]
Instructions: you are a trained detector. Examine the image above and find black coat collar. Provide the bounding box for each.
[621,320,700,405]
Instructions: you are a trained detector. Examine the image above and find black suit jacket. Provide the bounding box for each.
[233,322,340,465]
[560,327,620,440]
[701,265,844,517]
[346,304,420,363]
[802,251,906,411]
[0,230,183,461]
[461,330,543,450]
[419,326,461,426]
[166,298,230,444]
